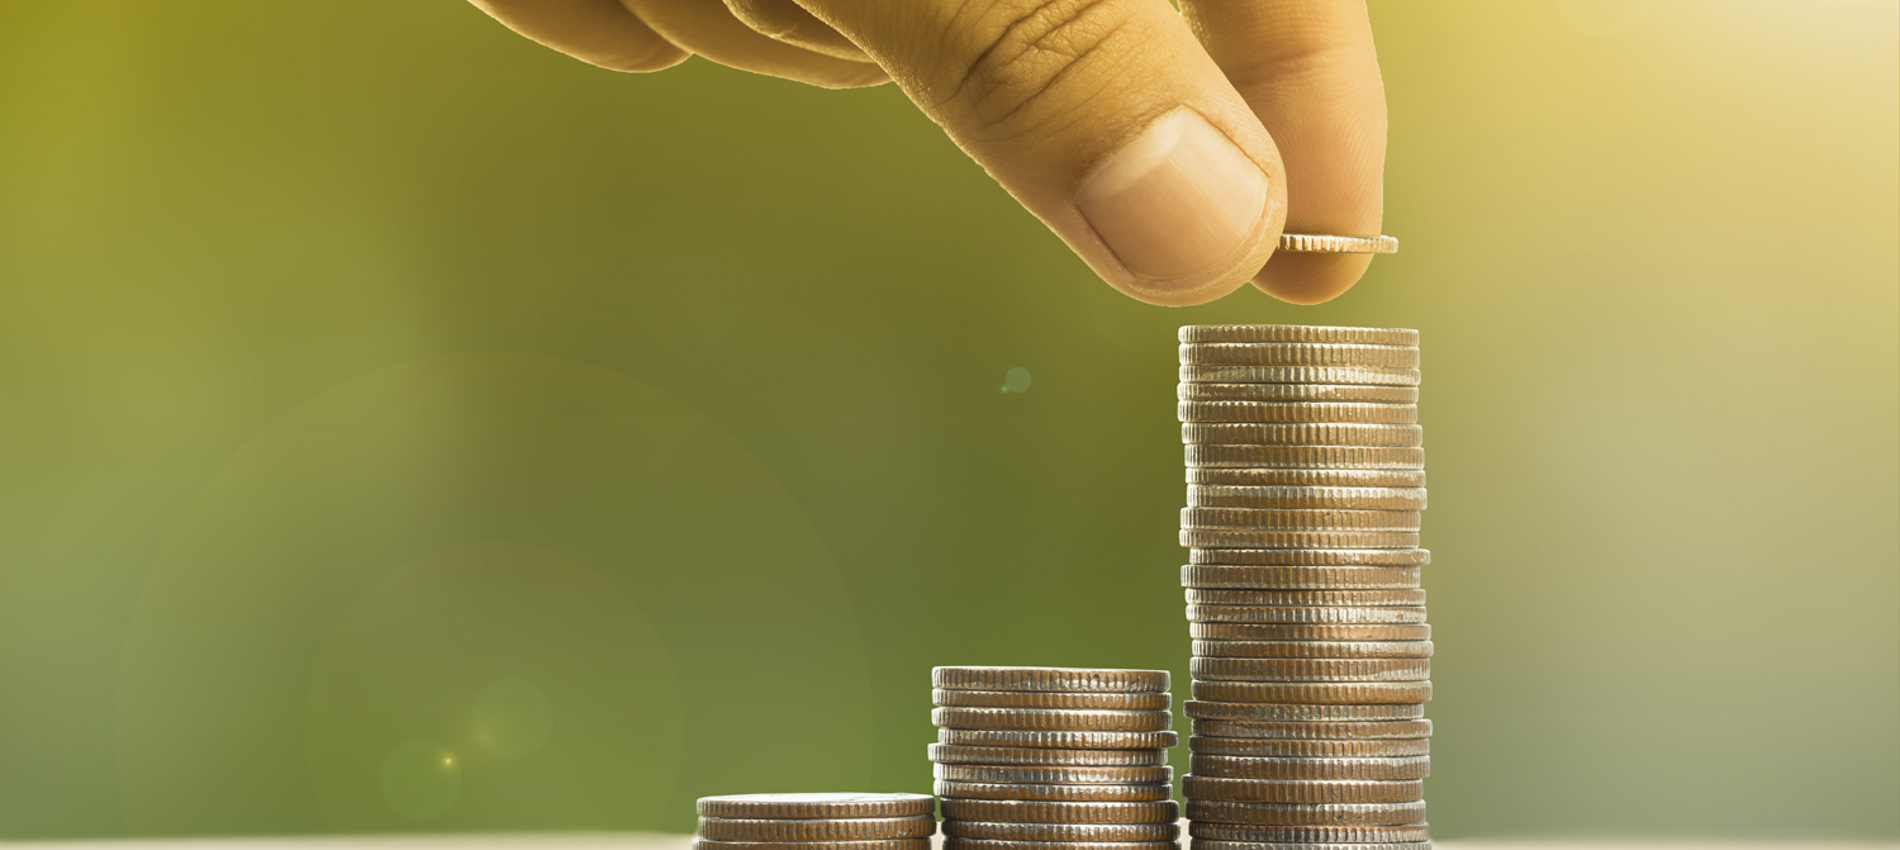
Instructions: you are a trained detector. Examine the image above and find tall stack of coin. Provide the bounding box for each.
[1176,325,1432,849]
[695,793,937,850]
[929,667,1182,850]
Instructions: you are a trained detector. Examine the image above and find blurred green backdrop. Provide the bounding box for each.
[1,0,1895,841]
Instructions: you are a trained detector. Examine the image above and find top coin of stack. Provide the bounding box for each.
[1176,325,1433,848]
[930,667,1182,850]
[695,793,937,850]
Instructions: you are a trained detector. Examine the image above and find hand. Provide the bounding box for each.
[470,0,1387,306]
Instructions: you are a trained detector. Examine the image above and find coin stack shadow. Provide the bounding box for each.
[1176,325,1433,850]
[695,793,938,850]
[929,666,1183,850]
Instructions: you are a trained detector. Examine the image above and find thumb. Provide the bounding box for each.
[795,0,1286,305]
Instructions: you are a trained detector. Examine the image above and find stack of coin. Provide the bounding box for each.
[695,793,937,850]
[1176,325,1432,849]
[929,666,1182,850]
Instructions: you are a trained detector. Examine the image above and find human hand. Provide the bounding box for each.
[470,0,1387,306]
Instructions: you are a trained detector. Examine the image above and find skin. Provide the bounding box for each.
[468,0,1387,306]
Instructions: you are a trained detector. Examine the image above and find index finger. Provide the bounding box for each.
[1178,0,1388,304]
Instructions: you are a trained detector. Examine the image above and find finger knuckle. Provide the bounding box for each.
[934,0,1136,142]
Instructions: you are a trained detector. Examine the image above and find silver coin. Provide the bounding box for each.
[932,763,1173,785]
[934,689,1170,711]
[1187,823,1430,843]
[1190,840,1428,850]
[1179,344,1419,370]
[1187,486,1426,511]
[1186,445,1425,471]
[935,799,1178,824]
[1181,530,1421,549]
[1191,640,1433,660]
[933,707,1173,732]
[1185,799,1426,826]
[1190,754,1431,781]
[1178,402,1418,425]
[1182,508,1422,531]
[933,780,1174,802]
[1181,565,1423,591]
[1189,735,1430,758]
[1274,235,1401,255]
[1179,325,1415,346]
[1189,719,1433,740]
[1180,365,1420,386]
[696,817,938,842]
[1188,548,1429,567]
[1187,468,1426,488]
[928,744,1169,767]
[1185,589,1426,607]
[938,729,1179,750]
[1186,606,1428,625]
[696,793,936,819]
[1189,681,1433,705]
[1184,702,1426,722]
[1189,657,1431,683]
[1183,423,1423,447]
[934,667,1169,694]
[1190,623,1431,641]
[1181,775,1424,804]
[943,839,1179,850]
[693,841,928,850]
[1179,383,1419,404]
[942,821,1181,842]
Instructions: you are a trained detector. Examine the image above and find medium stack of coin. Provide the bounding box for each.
[695,793,937,850]
[930,666,1182,850]
[1176,325,1432,850]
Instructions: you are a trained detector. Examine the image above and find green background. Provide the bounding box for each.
[2,0,1895,841]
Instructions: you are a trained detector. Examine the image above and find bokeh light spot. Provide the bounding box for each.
[1003,367,1033,394]
[470,678,554,760]
[379,738,462,821]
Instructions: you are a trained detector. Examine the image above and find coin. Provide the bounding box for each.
[929,744,1170,767]
[696,793,937,819]
[1181,776,1424,804]
[1180,366,1420,386]
[942,821,1181,842]
[1179,344,1420,369]
[1181,565,1423,591]
[697,817,939,841]
[1187,468,1426,488]
[1189,736,1429,758]
[1182,423,1424,448]
[942,840,1177,850]
[1189,549,1430,567]
[1274,234,1401,255]
[1185,606,1427,625]
[1182,508,1422,531]
[1189,719,1433,740]
[1190,623,1431,641]
[937,729,1179,750]
[1187,486,1427,511]
[1178,402,1418,424]
[1185,590,1426,607]
[1179,325,1416,346]
[1179,383,1419,404]
[1190,840,1428,850]
[1191,641,1433,660]
[1184,799,1426,826]
[1190,754,1431,781]
[936,800,1179,824]
[934,689,1171,711]
[1186,445,1425,470]
[1181,530,1421,549]
[1189,657,1431,683]
[1189,682,1433,704]
[1184,702,1425,722]
[932,707,1174,732]
[932,764,1174,785]
[1188,824,1430,843]
[934,667,1170,694]
[933,781,1174,802]
[693,841,929,850]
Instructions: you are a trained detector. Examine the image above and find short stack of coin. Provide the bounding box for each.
[1176,325,1432,849]
[695,793,937,850]
[930,666,1182,850]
